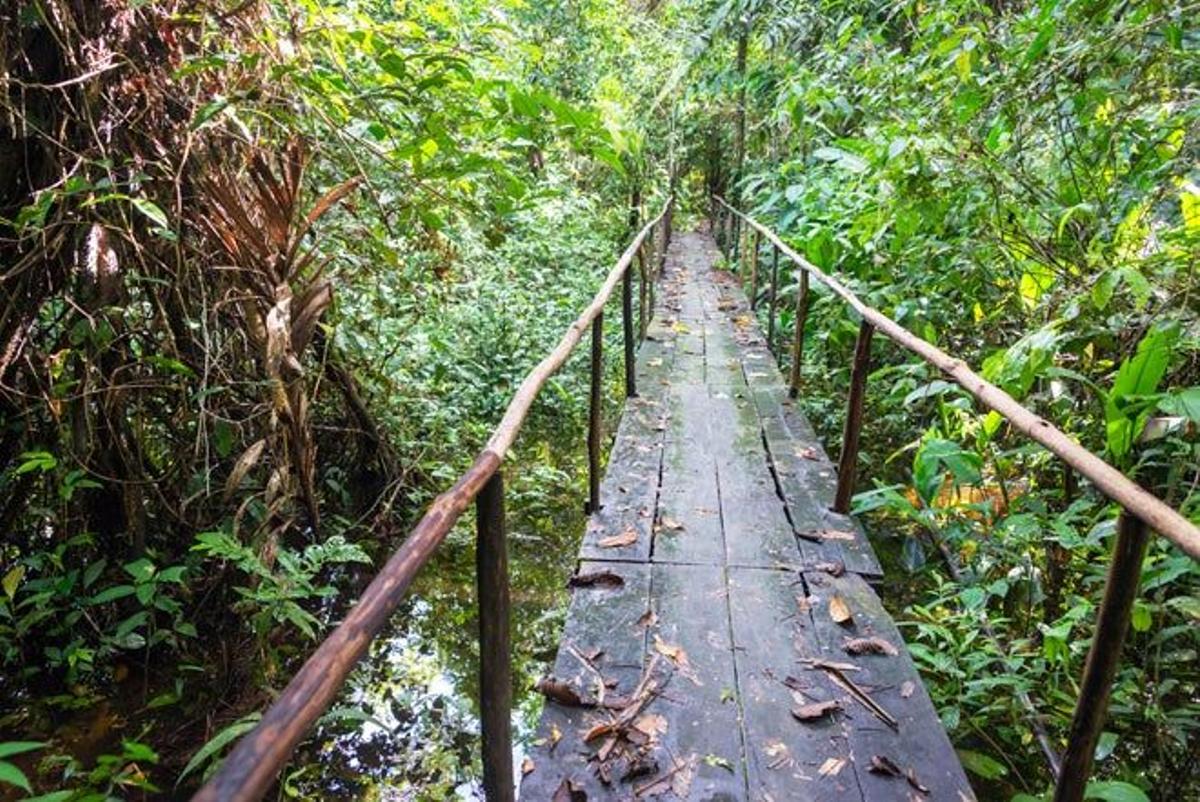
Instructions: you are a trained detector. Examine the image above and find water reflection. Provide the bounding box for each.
[288,457,585,800]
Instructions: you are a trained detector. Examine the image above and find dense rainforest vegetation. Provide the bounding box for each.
[1,0,1196,799]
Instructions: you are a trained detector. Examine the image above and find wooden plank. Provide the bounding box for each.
[519,561,652,799]
[643,562,746,798]
[802,570,976,800]
[728,567,863,801]
[708,388,801,568]
[579,396,666,561]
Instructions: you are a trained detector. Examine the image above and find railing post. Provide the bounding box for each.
[476,472,514,802]
[749,230,760,306]
[1053,509,1150,802]
[622,260,637,398]
[638,247,648,343]
[833,320,874,513]
[788,268,810,398]
[766,244,780,350]
[587,312,603,514]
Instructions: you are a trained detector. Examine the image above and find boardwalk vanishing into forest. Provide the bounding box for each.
[519,229,974,799]
[196,199,1200,802]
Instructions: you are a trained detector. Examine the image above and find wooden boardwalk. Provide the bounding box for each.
[520,231,974,800]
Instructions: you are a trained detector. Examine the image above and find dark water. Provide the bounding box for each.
[285,441,595,800]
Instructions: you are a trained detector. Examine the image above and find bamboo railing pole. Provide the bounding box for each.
[788,269,810,398]
[834,321,874,514]
[587,312,603,513]
[1053,510,1150,802]
[766,245,780,350]
[476,473,513,802]
[712,196,1200,559]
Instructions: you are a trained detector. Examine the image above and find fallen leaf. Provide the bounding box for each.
[811,528,856,541]
[811,560,846,577]
[550,722,562,751]
[844,637,899,657]
[791,700,841,722]
[635,609,658,629]
[621,757,659,783]
[906,767,930,794]
[795,446,820,460]
[829,595,853,625]
[521,757,535,777]
[653,635,702,686]
[869,754,904,778]
[703,754,734,772]
[599,528,638,548]
[552,777,587,801]
[818,757,847,777]
[900,681,915,698]
[633,713,668,738]
[583,721,615,742]
[659,516,684,531]
[569,570,625,589]
[535,676,588,707]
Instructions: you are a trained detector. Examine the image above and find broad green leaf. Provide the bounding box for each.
[178,713,262,784]
[0,760,31,793]
[0,742,44,760]
[1084,781,1149,802]
[956,748,1007,779]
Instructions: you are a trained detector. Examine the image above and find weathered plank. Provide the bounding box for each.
[644,562,745,799]
[520,561,652,798]
[802,569,976,800]
[728,566,863,801]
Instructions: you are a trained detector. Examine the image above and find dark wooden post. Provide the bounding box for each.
[766,244,780,350]
[732,216,741,270]
[638,247,648,343]
[749,231,760,304]
[788,269,810,398]
[476,473,514,802]
[587,312,603,514]
[622,261,637,398]
[1053,510,1150,802]
[833,321,874,513]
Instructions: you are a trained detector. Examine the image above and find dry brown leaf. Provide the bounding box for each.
[818,757,847,777]
[582,721,615,742]
[795,446,820,460]
[869,754,903,777]
[652,635,702,686]
[521,757,535,777]
[552,777,587,802]
[659,516,684,532]
[224,439,266,501]
[599,528,638,548]
[790,699,841,722]
[811,560,846,577]
[549,722,562,751]
[635,609,658,629]
[844,637,899,657]
[900,680,915,698]
[829,595,853,625]
[535,676,588,707]
[633,713,668,737]
[568,570,625,589]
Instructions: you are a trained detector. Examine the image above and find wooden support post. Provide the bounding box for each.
[1053,510,1150,802]
[476,473,514,802]
[766,244,780,349]
[833,320,874,514]
[748,231,759,300]
[732,216,741,270]
[788,269,810,398]
[638,248,648,343]
[623,262,636,398]
[587,312,603,514]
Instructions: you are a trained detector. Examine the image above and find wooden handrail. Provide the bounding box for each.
[194,197,673,802]
[713,195,1200,561]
